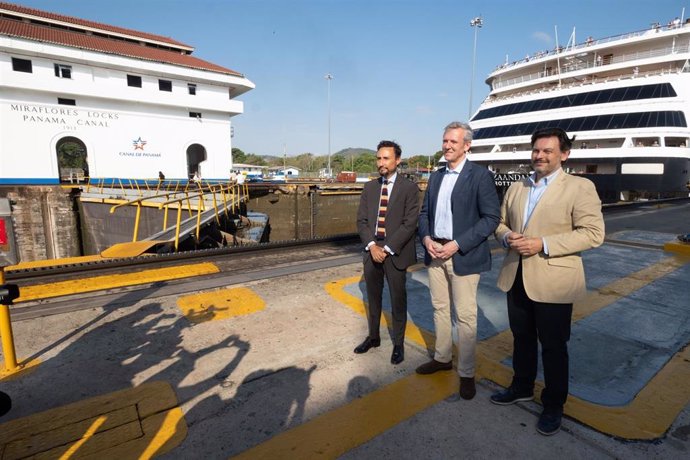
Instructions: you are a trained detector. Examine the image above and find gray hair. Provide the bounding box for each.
[444,121,473,142]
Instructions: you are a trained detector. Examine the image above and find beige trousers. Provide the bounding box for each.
[428,257,480,378]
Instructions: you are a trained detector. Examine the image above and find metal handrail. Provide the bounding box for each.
[108,182,246,250]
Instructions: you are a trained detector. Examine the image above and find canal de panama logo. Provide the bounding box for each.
[132,137,147,150]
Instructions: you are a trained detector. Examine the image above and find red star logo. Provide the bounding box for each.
[133,137,147,150]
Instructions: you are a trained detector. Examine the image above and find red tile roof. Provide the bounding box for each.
[0,1,190,48]
[0,2,243,77]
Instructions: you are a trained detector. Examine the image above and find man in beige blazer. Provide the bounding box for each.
[490,128,605,436]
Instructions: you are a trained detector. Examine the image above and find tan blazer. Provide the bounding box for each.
[495,172,605,303]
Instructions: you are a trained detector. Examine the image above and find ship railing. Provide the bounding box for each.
[491,43,689,91]
[492,22,688,74]
[107,182,247,251]
[483,66,684,106]
[84,176,249,199]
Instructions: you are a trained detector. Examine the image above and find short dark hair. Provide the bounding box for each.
[531,127,575,152]
[377,140,402,158]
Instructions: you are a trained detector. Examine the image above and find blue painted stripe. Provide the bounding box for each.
[0,178,60,184]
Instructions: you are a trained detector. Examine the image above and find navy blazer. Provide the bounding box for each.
[418,161,500,275]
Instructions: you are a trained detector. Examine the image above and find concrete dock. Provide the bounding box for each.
[0,202,689,458]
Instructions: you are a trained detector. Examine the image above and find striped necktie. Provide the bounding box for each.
[376,179,388,239]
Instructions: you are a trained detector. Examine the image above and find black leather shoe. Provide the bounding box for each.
[0,391,11,418]
[537,408,562,436]
[490,387,534,405]
[354,337,380,354]
[391,345,404,364]
[415,359,452,374]
[447,377,476,402]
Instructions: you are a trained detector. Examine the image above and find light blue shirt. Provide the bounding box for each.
[503,168,561,254]
[434,159,466,240]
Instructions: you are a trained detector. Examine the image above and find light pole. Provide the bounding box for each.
[469,16,483,119]
[325,73,333,177]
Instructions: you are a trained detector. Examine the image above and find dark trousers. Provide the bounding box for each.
[362,252,408,345]
[507,261,573,410]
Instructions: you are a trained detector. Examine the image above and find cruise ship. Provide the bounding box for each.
[468,19,690,202]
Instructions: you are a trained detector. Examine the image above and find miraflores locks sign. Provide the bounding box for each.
[10,102,118,128]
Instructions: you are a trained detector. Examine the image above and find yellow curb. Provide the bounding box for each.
[16,262,219,302]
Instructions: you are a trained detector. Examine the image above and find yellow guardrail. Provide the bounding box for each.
[107,181,246,251]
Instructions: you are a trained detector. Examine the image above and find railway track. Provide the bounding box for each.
[6,234,361,284]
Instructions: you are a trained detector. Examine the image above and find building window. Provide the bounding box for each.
[189,112,202,119]
[127,75,142,87]
[12,57,32,73]
[159,79,172,92]
[188,83,197,95]
[54,63,72,78]
[58,98,76,106]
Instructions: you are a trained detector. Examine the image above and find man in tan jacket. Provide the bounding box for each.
[490,127,605,436]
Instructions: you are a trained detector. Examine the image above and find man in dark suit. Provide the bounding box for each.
[355,140,420,365]
[417,122,500,400]
[491,127,604,435]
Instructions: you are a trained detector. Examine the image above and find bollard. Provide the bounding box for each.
[0,269,18,372]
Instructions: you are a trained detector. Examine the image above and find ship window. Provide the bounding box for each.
[159,79,172,92]
[188,83,197,95]
[577,116,595,131]
[626,112,643,127]
[12,57,32,73]
[565,118,581,132]
[639,112,653,127]
[189,112,202,119]
[54,64,72,79]
[127,75,142,87]
[638,85,654,98]
[58,98,76,106]
[608,113,627,129]
[625,86,642,99]
[609,88,627,102]
[585,165,598,174]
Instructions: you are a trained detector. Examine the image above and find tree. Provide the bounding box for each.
[353,152,376,173]
[329,154,346,173]
[231,147,246,163]
[244,153,267,166]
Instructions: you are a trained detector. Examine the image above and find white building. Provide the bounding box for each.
[0,2,254,184]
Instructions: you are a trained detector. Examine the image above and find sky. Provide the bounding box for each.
[13,0,689,157]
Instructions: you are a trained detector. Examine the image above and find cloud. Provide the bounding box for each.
[532,31,553,45]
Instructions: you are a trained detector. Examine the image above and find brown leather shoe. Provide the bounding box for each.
[459,377,476,400]
[415,359,453,375]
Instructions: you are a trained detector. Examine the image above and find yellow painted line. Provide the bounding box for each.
[664,241,690,256]
[176,287,265,323]
[234,372,457,459]
[15,262,219,302]
[324,275,435,351]
[0,381,186,458]
[326,255,690,440]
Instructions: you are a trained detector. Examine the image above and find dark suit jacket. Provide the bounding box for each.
[418,161,500,275]
[356,174,420,270]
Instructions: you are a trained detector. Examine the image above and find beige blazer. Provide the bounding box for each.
[495,172,605,303]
